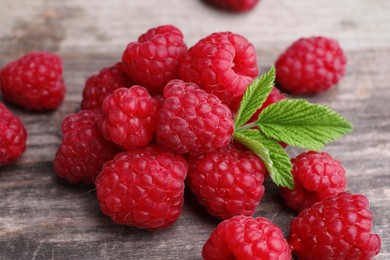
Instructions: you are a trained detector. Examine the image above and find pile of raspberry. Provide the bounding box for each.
[0,24,381,259]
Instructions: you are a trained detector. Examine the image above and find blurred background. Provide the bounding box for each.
[1,1,388,56]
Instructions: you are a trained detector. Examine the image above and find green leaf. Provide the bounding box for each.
[234,66,275,128]
[257,99,353,151]
[233,129,293,189]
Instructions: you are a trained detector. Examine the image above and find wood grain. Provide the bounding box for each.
[0,0,389,259]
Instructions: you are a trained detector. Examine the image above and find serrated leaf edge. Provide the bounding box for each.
[257,99,353,150]
[233,129,294,189]
[234,66,275,128]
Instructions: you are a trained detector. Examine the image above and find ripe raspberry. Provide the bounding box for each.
[54,110,118,184]
[156,79,234,155]
[0,52,66,110]
[187,143,266,219]
[204,0,260,12]
[95,145,188,229]
[280,151,347,212]
[100,86,161,150]
[81,63,133,110]
[0,102,27,165]
[275,36,347,94]
[122,25,187,94]
[178,31,258,108]
[289,192,382,259]
[203,215,292,259]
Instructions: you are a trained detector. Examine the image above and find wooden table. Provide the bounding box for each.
[1,0,389,259]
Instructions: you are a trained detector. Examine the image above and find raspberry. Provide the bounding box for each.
[95,145,188,229]
[100,86,161,150]
[178,31,258,108]
[0,102,27,165]
[204,0,260,12]
[81,62,133,110]
[280,151,347,211]
[0,51,66,110]
[275,36,347,94]
[54,110,118,184]
[122,25,187,94]
[203,215,292,259]
[289,192,381,259]
[156,79,234,155]
[187,143,266,219]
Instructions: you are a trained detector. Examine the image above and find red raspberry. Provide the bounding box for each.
[0,102,27,165]
[156,79,234,155]
[122,25,187,95]
[100,86,161,150]
[275,36,347,94]
[187,143,266,219]
[54,110,118,184]
[280,151,347,212]
[95,145,188,229]
[178,31,258,108]
[204,0,260,12]
[0,52,66,110]
[289,192,381,259]
[81,63,133,110]
[203,215,292,259]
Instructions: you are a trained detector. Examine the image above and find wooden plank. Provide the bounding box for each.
[0,0,389,259]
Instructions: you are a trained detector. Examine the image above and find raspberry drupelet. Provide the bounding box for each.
[100,86,161,150]
[280,151,347,211]
[54,110,118,184]
[81,62,133,110]
[275,36,347,94]
[289,192,381,259]
[187,143,267,219]
[203,215,292,259]
[95,145,188,230]
[0,51,66,111]
[178,31,258,108]
[122,25,187,95]
[0,102,27,165]
[156,79,234,155]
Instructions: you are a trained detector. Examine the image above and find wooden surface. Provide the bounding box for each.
[0,0,389,259]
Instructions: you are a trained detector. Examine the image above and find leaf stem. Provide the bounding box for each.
[235,122,258,132]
